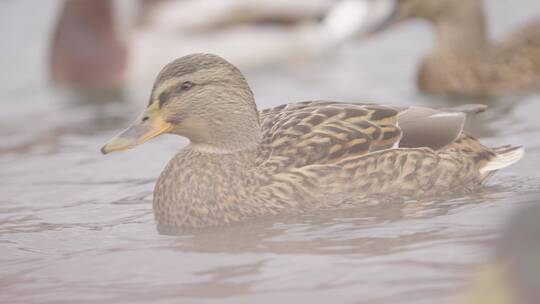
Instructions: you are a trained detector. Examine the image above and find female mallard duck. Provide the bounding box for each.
[102,53,523,229]
[355,0,540,96]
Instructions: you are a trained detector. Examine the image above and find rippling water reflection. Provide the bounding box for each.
[2,1,540,303]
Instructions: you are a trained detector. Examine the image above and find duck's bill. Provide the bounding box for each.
[101,109,172,154]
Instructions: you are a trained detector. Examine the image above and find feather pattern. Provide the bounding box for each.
[154,100,523,229]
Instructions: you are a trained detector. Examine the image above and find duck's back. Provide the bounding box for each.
[258,101,483,167]
[258,101,403,168]
[256,102,522,201]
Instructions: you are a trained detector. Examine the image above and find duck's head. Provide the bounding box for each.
[101,53,260,154]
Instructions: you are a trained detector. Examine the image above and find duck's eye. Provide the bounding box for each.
[179,81,194,92]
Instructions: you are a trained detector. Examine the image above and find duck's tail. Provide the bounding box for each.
[480,145,524,177]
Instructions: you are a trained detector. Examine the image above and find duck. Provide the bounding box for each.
[49,0,361,92]
[101,53,524,230]
[352,0,540,96]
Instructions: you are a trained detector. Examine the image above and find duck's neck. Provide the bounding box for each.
[189,112,260,153]
[177,90,262,153]
[432,1,488,54]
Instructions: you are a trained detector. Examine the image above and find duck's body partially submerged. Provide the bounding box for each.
[102,54,523,229]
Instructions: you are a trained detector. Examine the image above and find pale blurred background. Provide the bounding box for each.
[1,1,540,303]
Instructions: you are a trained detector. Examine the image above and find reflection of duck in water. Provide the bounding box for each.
[49,0,368,91]
[356,0,540,96]
[101,54,523,229]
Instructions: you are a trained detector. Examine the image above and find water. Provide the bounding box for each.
[2,1,540,303]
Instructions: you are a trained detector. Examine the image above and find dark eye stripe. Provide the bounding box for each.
[158,91,170,108]
[156,81,194,108]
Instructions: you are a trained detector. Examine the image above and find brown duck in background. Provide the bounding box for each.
[357,0,540,96]
[102,54,523,230]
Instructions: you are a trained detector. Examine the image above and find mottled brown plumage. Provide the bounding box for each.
[378,0,540,96]
[102,53,523,230]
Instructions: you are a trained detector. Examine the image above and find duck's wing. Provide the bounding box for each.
[259,101,468,168]
[259,101,401,167]
[397,106,466,150]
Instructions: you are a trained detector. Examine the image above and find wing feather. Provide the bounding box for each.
[259,101,402,167]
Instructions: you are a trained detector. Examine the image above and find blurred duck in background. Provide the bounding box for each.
[459,202,540,304]
[50,0,540,97]
[50,0,129,91]
[355,0,540,96]
[50,0,377,93]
